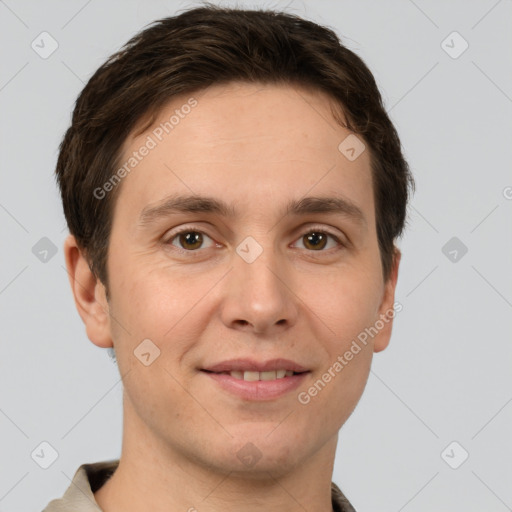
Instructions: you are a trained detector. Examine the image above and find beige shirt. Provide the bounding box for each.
[42,459,356,512]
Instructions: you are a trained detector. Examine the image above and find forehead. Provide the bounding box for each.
[112,82,374,229]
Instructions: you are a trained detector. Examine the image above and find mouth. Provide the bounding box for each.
[199,358,311,400]
[201,369,307,381]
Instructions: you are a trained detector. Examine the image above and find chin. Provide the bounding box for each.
[206,425,312,477]
[217,450,303,480]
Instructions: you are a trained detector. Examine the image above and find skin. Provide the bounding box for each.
[64,82,400,512]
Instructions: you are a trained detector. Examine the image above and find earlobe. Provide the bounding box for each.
[373,247,401,353]
[63,234,113,348]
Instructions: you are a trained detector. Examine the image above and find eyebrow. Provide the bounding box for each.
[138,193,367,229]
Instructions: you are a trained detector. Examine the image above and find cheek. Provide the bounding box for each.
[296,266,380,413]
[303,262,382,338]
[298,339,373,431]
[109,257,195,335]
[108,259,220,382]
[118,356,212,453]
[107,263,207,427]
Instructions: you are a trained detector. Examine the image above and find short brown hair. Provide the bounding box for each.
[56,3,414,290]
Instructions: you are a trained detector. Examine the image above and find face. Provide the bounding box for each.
[72,82,399,477]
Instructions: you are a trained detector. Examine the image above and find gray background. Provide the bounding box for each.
[1,0,511,510]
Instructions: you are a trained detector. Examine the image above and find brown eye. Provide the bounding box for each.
[179,232,202,250]
[296,230,341,251]
[170,230,214,251]
[303,232,328,250]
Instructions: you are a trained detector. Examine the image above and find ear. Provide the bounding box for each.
[373,247,401,353]
[63,234,112,348]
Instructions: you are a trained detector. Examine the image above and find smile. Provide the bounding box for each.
[204,369,301,381]
[200,370,310,401]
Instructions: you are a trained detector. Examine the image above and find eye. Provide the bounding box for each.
[167,229,216,251]
[292,229,343,251]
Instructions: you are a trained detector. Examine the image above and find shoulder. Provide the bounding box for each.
[331,481,357,512]
[42,460,119,512]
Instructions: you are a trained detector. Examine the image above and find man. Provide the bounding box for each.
[44,4,414,511]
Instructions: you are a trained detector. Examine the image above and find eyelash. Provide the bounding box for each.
[163,225,346,255]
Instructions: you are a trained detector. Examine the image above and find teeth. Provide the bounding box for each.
[227,370,296,381]
[244,371,260,382]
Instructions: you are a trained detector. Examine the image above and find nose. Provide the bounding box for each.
[219,245,299,336]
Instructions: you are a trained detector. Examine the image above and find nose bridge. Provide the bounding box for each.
[221,233,298,333]
[235,235,285,302]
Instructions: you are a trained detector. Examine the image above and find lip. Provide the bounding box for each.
[201,370,309,401]
[202,358,309,373]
